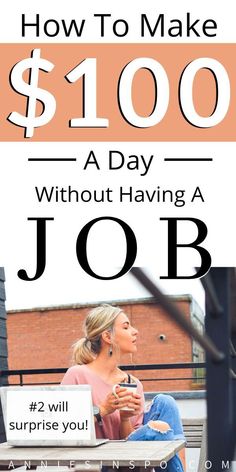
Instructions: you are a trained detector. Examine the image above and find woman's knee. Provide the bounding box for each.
[148,420,171,432]
[153,393,177,410]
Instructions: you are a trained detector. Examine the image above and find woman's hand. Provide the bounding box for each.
[99,387,142,417]
[99,387,131,417]
[118,391,143,439]
[119,392,143,420]
[99,387,143,439]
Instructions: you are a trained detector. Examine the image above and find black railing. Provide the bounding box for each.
[0,362,206,387]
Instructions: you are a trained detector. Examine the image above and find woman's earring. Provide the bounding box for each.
[109,345,113,356]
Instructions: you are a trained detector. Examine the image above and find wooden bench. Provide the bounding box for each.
[182,418,207,472]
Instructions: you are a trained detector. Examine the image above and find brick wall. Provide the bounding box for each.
[7,297,203,392]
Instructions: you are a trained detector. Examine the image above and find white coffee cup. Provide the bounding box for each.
[112,382,137,411]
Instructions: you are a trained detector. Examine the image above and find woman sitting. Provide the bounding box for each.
[61,304,185,472]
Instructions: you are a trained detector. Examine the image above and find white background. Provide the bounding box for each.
[7,389,91,440]
[0,0,236,43]
[0,0,235,310]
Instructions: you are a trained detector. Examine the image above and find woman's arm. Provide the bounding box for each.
[119,418,134,438]
[118,391,144,438]
[99,387,143,438]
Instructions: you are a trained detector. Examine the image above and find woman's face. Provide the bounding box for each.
[112,312,138,354]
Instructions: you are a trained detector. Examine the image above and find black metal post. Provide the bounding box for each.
[230,334,236,463]
[205,268,233,470]
[229,269,236,460]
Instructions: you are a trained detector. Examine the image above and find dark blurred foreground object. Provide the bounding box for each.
[131,267,236,472]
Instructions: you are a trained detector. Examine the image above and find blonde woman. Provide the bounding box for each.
[61,304,184,472]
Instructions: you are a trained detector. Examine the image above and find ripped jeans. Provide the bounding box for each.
[127,394,185,472]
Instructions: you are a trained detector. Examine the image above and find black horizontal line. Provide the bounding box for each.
[164,158,213,162]
[28,158,77,162]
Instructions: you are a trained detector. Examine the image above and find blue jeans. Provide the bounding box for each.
[127,394,185,472]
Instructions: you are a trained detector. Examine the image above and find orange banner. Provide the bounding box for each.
[0,43,235,141]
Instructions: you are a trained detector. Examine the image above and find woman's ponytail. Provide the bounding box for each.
[72,337,95,365]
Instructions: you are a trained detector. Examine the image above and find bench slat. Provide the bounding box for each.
[182,418,206,449]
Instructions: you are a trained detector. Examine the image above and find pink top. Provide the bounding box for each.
[61,365,144,439]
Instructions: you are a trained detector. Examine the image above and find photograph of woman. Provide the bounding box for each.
[61,304,185,472]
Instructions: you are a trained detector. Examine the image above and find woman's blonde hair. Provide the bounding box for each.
[72,304,123,365]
